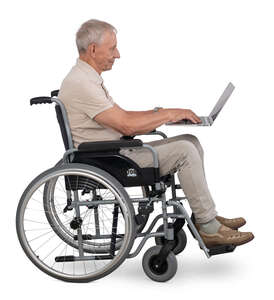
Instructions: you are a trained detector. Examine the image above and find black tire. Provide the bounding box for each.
[142,246,177,282]
[16,163,136,282]
[155,224,187,255]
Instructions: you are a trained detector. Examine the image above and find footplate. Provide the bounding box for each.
[187,222,237,256]
[208,244,236,256]
[187,221,237,256]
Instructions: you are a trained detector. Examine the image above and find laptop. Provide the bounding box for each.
[166,82,235,126]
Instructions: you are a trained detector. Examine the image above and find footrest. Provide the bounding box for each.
[208,244,236,256]
[73,234,92,240]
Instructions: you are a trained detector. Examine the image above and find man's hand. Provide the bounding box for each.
[167,108,201,123]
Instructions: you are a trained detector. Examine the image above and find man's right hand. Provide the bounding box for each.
[166,108,201,124]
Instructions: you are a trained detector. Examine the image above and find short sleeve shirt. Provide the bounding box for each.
[58,58,122,147]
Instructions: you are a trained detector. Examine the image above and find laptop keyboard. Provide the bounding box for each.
[166,116,210,126]
[180,116,209,125]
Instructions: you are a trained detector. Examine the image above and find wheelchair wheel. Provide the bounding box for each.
[16,163,136,282]
[142,246,177,282]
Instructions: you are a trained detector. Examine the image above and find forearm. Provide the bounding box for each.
[126,110,154,117]
[125,109,171,135]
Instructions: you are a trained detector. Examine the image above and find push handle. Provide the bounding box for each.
[51,90,59,97]
[30,97,52,106]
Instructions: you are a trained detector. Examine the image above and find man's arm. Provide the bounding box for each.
[94,104,201,136]
[94,104,170,136]
[126,110,154,117]
[115,103,154,117]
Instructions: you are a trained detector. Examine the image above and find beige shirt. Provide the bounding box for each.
[58,58,122,147]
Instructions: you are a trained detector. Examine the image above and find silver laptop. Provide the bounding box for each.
[166,82,235,126]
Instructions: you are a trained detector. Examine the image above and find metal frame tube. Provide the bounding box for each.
[167,200,210,258]
[73,191,84,257]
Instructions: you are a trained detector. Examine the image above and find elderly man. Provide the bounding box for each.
[59,19,254,248]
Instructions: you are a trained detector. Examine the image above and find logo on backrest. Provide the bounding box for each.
[127,168,137,177]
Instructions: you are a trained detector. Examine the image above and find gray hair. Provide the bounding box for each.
[76,19,117,53]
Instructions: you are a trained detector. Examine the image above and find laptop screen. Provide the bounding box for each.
[210,82,235,120]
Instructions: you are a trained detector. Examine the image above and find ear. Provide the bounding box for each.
[88,43,96,58]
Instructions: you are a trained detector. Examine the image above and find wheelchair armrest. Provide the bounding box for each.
[78,139,143,152]
[139,130,167,139]
[121,129,167,140]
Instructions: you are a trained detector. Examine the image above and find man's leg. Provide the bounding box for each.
[146,135,247,228]
[147,134,206,176]
[120,136,217,223]
[119,135,254,248]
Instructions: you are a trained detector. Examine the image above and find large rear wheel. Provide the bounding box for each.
[16,163,136,282]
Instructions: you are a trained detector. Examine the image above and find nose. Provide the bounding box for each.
[114,48,120,59]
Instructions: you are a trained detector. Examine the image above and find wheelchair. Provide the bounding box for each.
[16,90,236,283]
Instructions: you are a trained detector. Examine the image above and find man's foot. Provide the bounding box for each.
[216,216,246,230]
[196,224,254,248]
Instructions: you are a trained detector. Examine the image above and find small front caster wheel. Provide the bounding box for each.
[155,224,187,255]
[142,246,177,282]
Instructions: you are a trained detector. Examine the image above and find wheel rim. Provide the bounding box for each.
[16,166,134,281]
[149,255,168,275]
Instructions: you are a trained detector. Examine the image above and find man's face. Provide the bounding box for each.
[92,30,120,72]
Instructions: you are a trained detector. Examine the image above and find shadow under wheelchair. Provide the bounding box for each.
[16,91,238,283]
[116,256,240,283]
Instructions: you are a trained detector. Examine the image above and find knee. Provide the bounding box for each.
[183,134,200,145]
[176,140,200,158]
[182,134,204,157]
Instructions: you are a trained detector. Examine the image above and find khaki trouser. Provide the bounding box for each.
[119,134,217,223]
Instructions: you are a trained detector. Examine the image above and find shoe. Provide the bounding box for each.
[195,224,254,248]
[216,216,246,230]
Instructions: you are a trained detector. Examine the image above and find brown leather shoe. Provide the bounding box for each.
[216,216,246,230]
[196,224,254,248]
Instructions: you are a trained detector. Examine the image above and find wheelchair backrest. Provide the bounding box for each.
[50,90,74,150]
[30,92,74,150]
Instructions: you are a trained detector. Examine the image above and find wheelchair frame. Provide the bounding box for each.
[16,91,236,283]
[50,94,211,258]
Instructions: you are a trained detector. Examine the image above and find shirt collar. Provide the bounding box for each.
[76,58,103,85]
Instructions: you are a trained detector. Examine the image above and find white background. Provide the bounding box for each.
[1,0,273,298]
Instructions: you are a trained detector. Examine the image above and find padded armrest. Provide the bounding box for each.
[78,139,143,152]
[133,129,167,139]
[121,129,167,140]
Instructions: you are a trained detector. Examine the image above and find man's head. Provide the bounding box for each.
[76,19,120,74]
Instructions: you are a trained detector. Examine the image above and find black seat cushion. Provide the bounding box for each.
[78,139,143,152]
